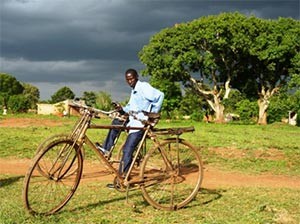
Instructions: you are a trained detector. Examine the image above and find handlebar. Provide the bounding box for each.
[70,100,160,126]
[70,100,117,115]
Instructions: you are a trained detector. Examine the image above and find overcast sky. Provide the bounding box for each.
[1,0,299,101]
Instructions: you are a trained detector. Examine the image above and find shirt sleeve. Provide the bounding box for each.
[122,101,130,113]
[122,81,164,114]
[142,82,164,113]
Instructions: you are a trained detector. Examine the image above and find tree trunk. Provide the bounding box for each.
[223,78,231,99]
[190,77,226,123]
[257,98,268,125]
[257,86,278,125]
[214,102,225,123]
[207,94,225,123]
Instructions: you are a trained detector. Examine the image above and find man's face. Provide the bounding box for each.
[125,73,138,88]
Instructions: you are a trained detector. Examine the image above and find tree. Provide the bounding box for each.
[139,13,259,122]
[287,74,300,125]
[179,87,207,121]
[268,74,300,124]
[149,78,182,118]
[139,13,299,124]
[51,86,75,103]
[0,73,24,108]
[245,18,300,124]
[22,83,40,109]
[95,91,112,111]
[7,94,30,113]
[82,91,97,107]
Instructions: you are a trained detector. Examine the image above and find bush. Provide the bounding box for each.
[7,95,30,113]
[267,95,288,123]
[296,109,300,127]
[223,89,244,113]
[236,99,258,122]
[268,89,300,124]
[190,110,205,122]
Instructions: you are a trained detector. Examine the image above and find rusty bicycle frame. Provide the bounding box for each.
[23,101,203,215]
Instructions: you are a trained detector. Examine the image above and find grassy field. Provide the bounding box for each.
[1,114,299,175]
[1,177,299,224]
[0,114,299,223]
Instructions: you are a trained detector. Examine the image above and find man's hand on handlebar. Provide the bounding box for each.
[112,101,126,115]
[112,101,122,110]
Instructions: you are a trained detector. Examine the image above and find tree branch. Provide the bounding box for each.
[190,77,214,96]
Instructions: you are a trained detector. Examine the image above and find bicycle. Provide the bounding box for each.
[23,101,204,215]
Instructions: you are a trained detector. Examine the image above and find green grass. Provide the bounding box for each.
[155,120,300,176]
[0,114,300,223]
[0,174,299,224]
[1,115,300,175]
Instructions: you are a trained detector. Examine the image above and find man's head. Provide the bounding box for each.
[125,68,139,88]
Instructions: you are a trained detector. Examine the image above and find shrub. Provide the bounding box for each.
[7,94,30,113]
[236,99,258,122]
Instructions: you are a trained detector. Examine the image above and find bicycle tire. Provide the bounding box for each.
[35,134,82,178]
[140,139,203,210]
[23,138,83,215]
[35,134,69,155]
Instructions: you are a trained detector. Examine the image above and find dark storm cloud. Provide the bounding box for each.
[4,0,297,62]
[0,0,299,100]
[1,0,142,61]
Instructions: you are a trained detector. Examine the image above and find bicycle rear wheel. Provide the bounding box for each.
[23,138,83,215]
[140,139,203,210]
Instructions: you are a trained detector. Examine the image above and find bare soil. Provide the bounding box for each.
[0,117,67,128]
[1,158,300,189]
[1,117,300,189]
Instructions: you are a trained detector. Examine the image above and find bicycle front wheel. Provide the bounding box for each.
[140,139,203,210]
[23,138,83,215]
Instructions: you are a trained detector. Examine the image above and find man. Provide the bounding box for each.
[97,68,164,185]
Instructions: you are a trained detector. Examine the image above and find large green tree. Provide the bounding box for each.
[0,73,24,108]
[51,86,75,103]
[139,12,299,123]
[245,17,300,124]
[139,13,256,122]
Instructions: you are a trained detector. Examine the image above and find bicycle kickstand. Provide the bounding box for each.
[125,185,136,209]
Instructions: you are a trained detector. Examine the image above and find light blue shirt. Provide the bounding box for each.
[122,80,164,132]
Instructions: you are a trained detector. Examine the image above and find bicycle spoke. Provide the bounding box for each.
[140,139,203,210]
[23,139,83,215]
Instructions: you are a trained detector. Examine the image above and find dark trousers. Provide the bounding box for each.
[119,130,144,174]
[103,118,144,174]
[102,118,124,151]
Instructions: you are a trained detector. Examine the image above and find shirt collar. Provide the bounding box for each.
[132,80,141,93]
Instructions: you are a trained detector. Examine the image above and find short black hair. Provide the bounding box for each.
[125,68,138,78]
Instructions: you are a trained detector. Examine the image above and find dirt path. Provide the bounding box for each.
[0,117,69,128]
[1,117,300,189]
[1,158,300,189]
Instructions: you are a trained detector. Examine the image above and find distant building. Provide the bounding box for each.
[37,99,84,116]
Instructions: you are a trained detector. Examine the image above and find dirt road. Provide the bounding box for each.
[1,158,300,189]
[1,117,299,189]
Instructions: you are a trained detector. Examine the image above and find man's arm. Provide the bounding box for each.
[150,90,164,113]
[143,83,164,113]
